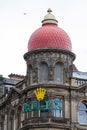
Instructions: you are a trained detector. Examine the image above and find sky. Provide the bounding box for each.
[0,0,87,77]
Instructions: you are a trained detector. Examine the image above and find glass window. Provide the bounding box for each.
[55,62,63,84]
[78,101,87,124]
[53,98,62,117]
[40,100,49,117]
[39,62,48,82]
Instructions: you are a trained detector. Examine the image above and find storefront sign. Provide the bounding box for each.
[23,98,62,113]
[22,88,62,113]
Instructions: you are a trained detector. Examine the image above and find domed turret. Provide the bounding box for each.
[28,9,72,52]
[24,11,76,129]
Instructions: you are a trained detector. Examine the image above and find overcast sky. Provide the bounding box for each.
[0,0,87,77]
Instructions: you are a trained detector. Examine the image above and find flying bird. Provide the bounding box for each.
[24,13,27,15]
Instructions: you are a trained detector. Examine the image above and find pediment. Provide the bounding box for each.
[6,87,21,103]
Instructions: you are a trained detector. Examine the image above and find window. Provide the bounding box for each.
[53,98,62,117]
[40,100,49,117]
[78,100,87,124]
[39,62,48,82]
[55,62,63,84]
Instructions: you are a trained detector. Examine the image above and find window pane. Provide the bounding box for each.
[40,100,49,117]
[55,63,63,84]
[79,102,87,110]
[53,98,62,117]
[55,110,61,117]
[39,63,48,82]
[78,101,87,124]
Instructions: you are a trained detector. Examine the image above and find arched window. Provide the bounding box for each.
[78,100,87,124]
[39,62,48,82]
[55,62,63,84]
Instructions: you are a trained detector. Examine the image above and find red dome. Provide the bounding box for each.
[28,24,72,51]
[28,9,72,52]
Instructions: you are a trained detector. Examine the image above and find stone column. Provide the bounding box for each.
[15,114,18,130]
[71,91,78,123]
[7,116,11,130]
[4,114,7,130]
[65,99,70,119]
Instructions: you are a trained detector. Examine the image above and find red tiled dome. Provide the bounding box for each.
[28,9,72,52]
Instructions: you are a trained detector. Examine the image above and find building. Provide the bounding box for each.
[0,9,87,130]
[0,74,25,96]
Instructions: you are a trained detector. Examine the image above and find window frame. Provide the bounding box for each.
[54,62,64,84]
[78,100,87,125]
[39,62,48,83]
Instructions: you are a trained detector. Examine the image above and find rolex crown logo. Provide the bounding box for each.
[34,87,46,101]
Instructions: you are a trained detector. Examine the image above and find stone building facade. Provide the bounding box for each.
[0,9,87,130]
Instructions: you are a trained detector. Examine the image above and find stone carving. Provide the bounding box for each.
[32,68,38,83]
[48,67,54,81]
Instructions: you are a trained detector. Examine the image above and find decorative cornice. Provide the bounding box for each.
[21,117,70,130]
[24,48,75,61]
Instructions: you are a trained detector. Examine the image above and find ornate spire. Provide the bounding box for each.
[42,8,58,25]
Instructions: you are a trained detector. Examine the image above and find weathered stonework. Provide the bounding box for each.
[0,9,87,130]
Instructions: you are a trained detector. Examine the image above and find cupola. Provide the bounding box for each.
[28,9,72,52]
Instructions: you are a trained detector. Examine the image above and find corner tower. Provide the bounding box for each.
[24,9,75,86]
[23,9,76,130]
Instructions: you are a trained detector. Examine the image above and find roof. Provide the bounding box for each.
[72,71,87,79]
[28,9,72,52]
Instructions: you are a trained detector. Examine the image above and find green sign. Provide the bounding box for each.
[23,98,62,113]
